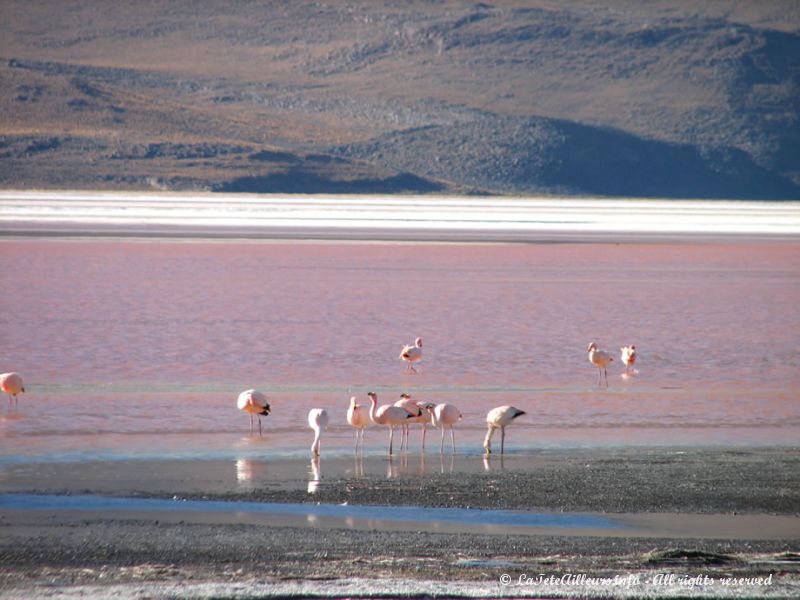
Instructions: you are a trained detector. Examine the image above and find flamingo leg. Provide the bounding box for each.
[258,416,263,436]
[389,426,394,455]
[249,414,254,435]
[440,425,445,454]
[422,425,427,452]
[500,426,506,455]
[450,427,456,453]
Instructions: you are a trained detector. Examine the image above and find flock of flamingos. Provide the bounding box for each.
[236,339,638,457]
[1,340,636,457]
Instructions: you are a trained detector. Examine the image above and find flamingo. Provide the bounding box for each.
[346,396,369,452]
[368,391,416,455]
[399,337,423,373]
[236,389,270,436]
[0,372,24,412]
[588,342,614,387]
[621,345,637,374]
[427,403,462,454]
[416,402,436,451]
[483,405,525,455]
[308,408,329,456]
[394,393,423,451]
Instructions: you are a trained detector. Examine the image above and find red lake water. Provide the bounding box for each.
[1,239,798,462]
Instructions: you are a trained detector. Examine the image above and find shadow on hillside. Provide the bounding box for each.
[545,121,800,200]
[332,111,800,200]
[215,169,446,194]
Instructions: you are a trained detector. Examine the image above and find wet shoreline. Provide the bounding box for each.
[3,447,797,515]
[1,447,798,598]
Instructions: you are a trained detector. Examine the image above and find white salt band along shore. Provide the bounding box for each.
[1,191,799,241]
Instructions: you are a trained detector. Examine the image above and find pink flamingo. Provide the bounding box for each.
[347,396,369,452]
[394,392,424,451]
[621,345,637,374]
[416,401,436,451]
[368,391,416,455]
[428,403,462,454]
[308,408,329,456]
[399,337,423,373]
[237,389,271,435]
[588,342,614,387]
[483,405,526,455]
[1,372,24,412]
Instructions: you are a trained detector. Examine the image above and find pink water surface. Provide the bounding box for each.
[1,239,798,461]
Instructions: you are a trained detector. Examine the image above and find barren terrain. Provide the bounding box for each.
[1,1,799,198]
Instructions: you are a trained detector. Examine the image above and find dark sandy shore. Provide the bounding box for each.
[1,447,798,598]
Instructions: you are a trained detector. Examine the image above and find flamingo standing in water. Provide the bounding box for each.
[587,342,614,387]
[483,405,526,455]
[308,408,329,456]
[346,396,369,452]
[368,391,416,455]
[416,401,436,451]
[621,345,637,374]
[394,392,423,451]
[0,372,24,412]
[399,337,423,373]
[427,403,462,454]
[237,389,271,436]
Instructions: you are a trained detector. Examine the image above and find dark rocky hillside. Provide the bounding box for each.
[1,0,798,198]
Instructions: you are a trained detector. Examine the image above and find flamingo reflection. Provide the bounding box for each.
[308,455,322,494]
[235,458,254,486]
[438,452,455,474]
[385,453,429,478]
[352,453,365,478]
[386,453,408,479]
[483,453,506,471]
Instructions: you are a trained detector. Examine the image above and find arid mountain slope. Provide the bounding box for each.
[1,1,798,198]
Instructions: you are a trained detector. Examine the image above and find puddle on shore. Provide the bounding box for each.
[2,494,798,540]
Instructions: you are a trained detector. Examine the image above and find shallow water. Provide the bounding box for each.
[1,239,798,462]
[3,493,799,540]
[0,493,617,532]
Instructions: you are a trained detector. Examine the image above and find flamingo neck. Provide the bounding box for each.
[369,397,380,425]
[311,430,321,455]
[483,425,496,450]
